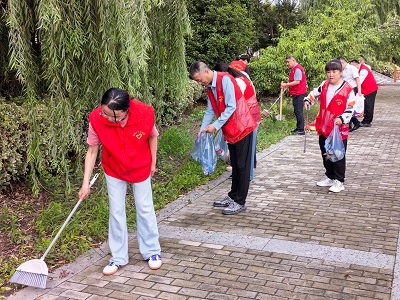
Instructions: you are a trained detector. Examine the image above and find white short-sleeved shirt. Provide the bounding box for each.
[342,64,359,88]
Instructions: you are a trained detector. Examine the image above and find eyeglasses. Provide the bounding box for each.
[101,109,128,123]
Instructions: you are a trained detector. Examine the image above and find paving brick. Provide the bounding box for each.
[10,85,399,300]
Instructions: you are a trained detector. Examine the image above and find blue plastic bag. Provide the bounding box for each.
[213,130,230,162]
[190,132,217,175]
[324,124,345,162]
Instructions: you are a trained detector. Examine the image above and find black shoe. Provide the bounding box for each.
[349,124,360,132]
[294,130,305,135]
[291,129,298,134]
[360,123,371,127]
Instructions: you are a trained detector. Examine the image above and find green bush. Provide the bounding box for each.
[0,100,29,190]
[0,99,56,190]
[371,61,399,78]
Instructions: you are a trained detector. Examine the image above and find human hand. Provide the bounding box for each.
[151,163,156,177]
[304,100,310,111]
[78,185,90,201]
[334,117,342,125]
[204,124,216,133]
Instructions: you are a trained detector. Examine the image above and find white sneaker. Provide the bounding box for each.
[103,262,122,275]
[329,180,345,193]
[317,176,335,187]
[147,254,162,270]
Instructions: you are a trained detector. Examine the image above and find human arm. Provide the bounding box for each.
[303,81,324,110]
[78,144,99,200]
[355,77,362,96]
[281,80,300,89]
[201,75,237,134]
[281,68,302,89]
[148,132,158,177]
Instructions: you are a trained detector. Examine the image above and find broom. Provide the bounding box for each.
[9,172,99,289]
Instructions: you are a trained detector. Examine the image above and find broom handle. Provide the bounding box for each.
[279,86,284,121]
[40,173,100,260]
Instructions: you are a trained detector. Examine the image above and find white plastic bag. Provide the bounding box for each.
[324,124,345,162]
[353,94,364,118]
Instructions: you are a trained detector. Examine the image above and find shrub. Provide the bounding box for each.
[0,99,52,190]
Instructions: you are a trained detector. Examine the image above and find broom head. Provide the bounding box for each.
[9,258,48,289]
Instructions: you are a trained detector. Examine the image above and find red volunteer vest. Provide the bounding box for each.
[359,64,378,96]
[207,72,256,144]
[89,99,154,183]
[315,80,353,140]
[240,76,261,123]
[289,64,307,96]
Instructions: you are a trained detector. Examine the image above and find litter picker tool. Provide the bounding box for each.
[9,172,100,289]
[304,104,309,153]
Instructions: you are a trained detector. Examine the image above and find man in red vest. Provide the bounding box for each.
[189,61,256,215]
[281,55,308,135]
[350,60,378,127]
[79,88,162,275]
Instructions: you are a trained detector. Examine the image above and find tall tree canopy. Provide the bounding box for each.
[2,0,190,193]
[185,0,257,66]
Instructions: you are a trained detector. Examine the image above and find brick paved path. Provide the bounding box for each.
[9,85,400,300]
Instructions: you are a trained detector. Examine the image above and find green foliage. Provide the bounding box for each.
[374,13,400,63]
[185,0,256,66]
[0,101,28,190]
[147,0,191,125]
[250,5,378,96]
[4,0,192,194]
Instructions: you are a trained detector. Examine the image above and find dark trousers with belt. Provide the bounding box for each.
[362,90,377,124]
[228,132,253,206]
[319,135,347,183]
[293,94,306,131]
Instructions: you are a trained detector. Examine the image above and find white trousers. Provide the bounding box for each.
[105,174,161,265]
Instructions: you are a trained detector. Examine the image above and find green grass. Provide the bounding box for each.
[2,97,319,295]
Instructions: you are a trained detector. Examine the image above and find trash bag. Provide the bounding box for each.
[324,124,345,162]
[190,132,217,176]
[213,130,230,162]
[353,94,365,118]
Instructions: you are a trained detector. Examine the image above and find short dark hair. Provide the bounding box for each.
[101,88,130,111]
[214,62,244,78]
[325,59,343,72]
[337,56,347,62]
[239,54,250,62]
[350,59,360,64]
[189,61,209,79]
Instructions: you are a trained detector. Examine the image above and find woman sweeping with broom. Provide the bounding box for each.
[78,88,162,275]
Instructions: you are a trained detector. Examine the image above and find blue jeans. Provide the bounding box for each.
[105,174,161,265]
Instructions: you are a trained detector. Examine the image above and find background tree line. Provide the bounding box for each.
[0,0,399,192]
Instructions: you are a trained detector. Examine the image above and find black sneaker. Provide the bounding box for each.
[294,130,305,135]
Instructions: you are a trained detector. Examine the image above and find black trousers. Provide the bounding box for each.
[228,132,253,205]
[293,94,306,131]
[362,90,377,124]
[319,135,347,183]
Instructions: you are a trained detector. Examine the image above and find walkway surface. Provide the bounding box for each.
[8,85,400,300]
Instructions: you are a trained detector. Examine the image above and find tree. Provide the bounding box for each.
[5,0,190,193]
[185,0,256,66]
[250,5,378,95]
